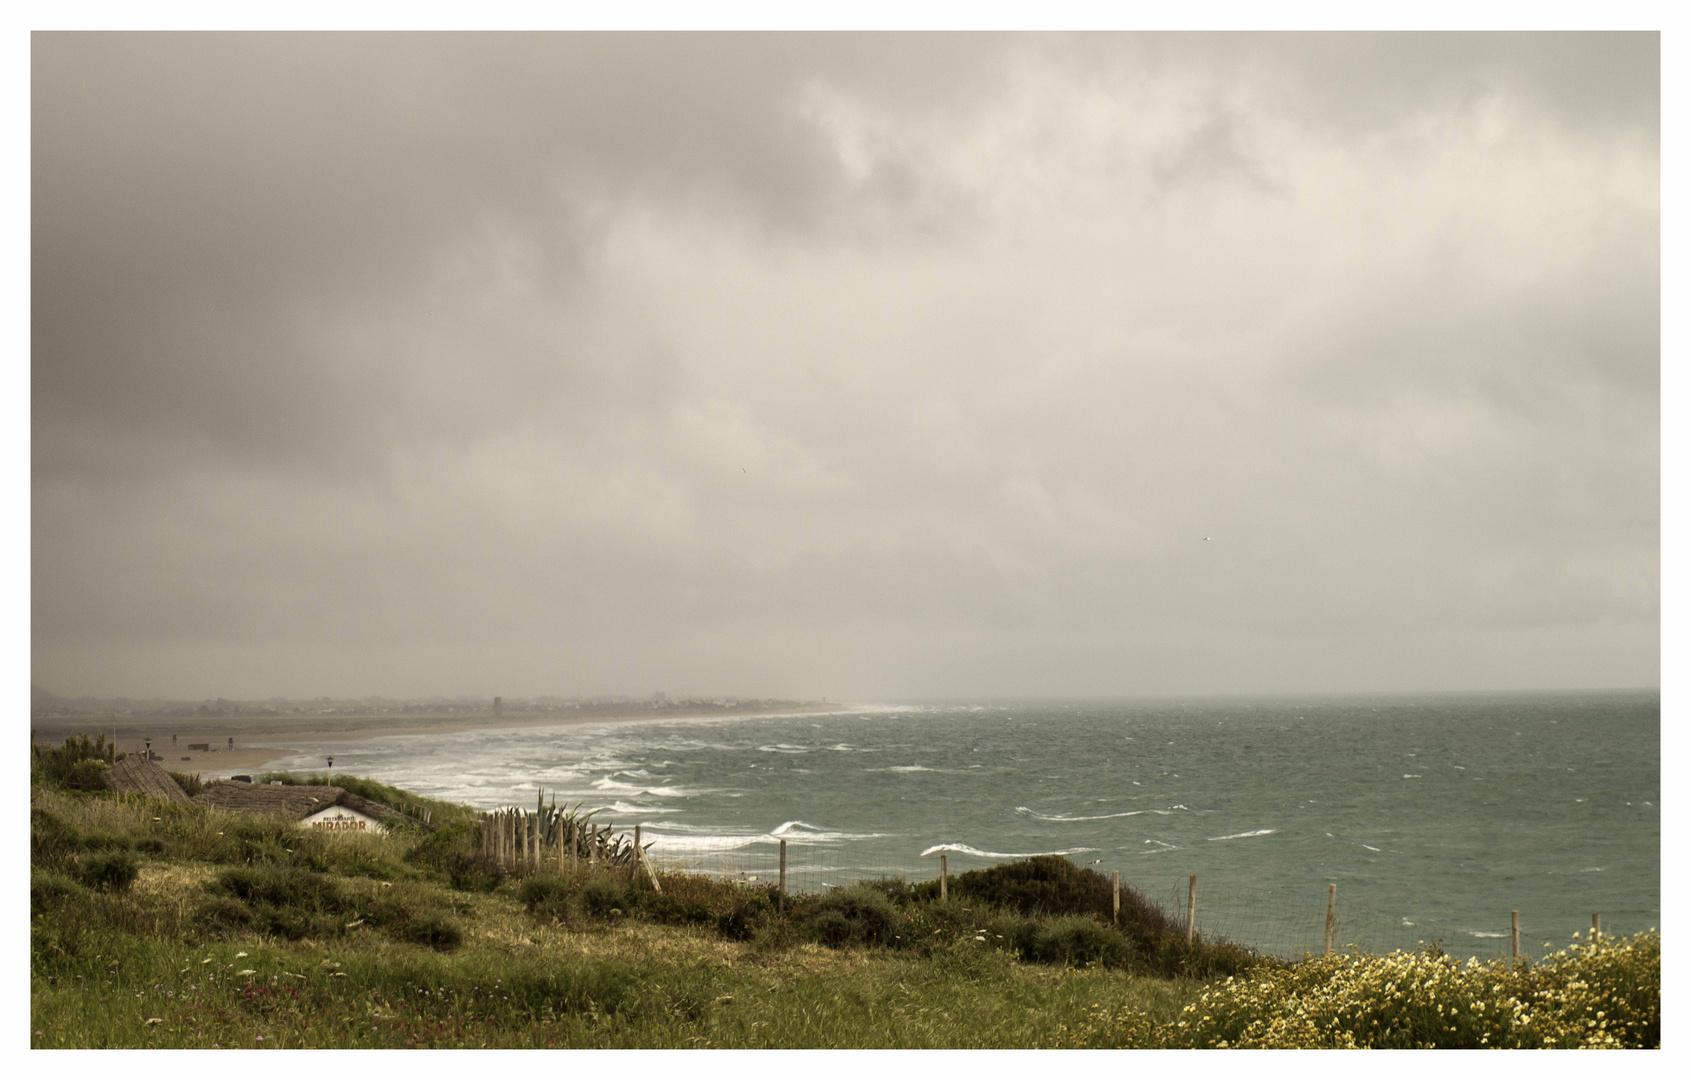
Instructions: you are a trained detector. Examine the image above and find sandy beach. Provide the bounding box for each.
[34,702,839,776]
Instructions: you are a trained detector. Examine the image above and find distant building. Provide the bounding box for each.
[493,696,502,716]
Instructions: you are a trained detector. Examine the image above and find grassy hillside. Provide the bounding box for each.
[30,767,1658,1049]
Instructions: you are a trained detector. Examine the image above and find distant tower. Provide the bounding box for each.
[493,696,502,716]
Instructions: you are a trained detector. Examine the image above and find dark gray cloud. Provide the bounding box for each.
[32,33,1658,699]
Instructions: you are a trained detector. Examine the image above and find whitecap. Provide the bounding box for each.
[757,744,810,754]
[1207,829,1276,841]
[920,843,1097,859]
[588,802,678,816]
[1361,844,1381,852]
[643,832,768,855]
[1016,806,1147,822]
[1467,930,1508,938]
[586,778,694,797]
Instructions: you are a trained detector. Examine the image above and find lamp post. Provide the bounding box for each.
[326,756,334,783]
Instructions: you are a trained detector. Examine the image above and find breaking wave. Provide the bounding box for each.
[919,843,1098,859]
[1016,806,1148,822]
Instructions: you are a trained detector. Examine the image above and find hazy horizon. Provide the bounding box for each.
[32,33,1659,702]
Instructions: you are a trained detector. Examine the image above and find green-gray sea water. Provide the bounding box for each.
[264,690,1659,959]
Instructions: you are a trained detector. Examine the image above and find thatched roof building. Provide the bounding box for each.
[100,754,192,804]
[192,782,415,832]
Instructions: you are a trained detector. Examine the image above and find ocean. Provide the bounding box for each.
[258,691,1659,960]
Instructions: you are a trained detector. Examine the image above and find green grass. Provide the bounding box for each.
[31,779,1199,1048]
[30,918,1196,1048]
[30,760,1658,1048]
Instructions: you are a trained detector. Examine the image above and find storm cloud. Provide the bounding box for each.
[31,33,1659,699]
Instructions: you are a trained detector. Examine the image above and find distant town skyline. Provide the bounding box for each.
[32,33,1659,700]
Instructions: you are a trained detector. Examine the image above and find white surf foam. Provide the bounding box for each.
[919,843,1098,859]
[588,801,678,816]
[1207,829,1276,841]
[643,819,885,853]
[1016,806,1148,822]
[587,778,694,797]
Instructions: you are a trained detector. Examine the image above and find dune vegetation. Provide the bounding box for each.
[30,743,1658,1049]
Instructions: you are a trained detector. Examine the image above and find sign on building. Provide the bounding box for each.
[301,804,387,833]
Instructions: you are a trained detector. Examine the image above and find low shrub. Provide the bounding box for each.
[1018,915,1132,968]
[804,885,898,947]
[715,890,775,941]
[946,855,1114,918]
[518,875,577,921]
[857,876,917,904]
[445,852,507,893]
[30,869,85,913]
[396,914,464,950]
[73,850,139,892]
[206,865,360,940]
[582,877,628,919]
[216,865,352,911]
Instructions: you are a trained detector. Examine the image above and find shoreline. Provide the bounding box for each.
[34,702,850,776]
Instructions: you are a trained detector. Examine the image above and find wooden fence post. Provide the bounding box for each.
[557,818,565,874]
[940,854,948,901]
[1186,874,1198,943]
[1112,870,1121,926]
[569,820,578,876]
[779,839,788,913]
[1591,912,1600,946]
[1511,910,1520,961]
[1324,883,1337,957]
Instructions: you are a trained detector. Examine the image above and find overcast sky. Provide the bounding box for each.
[31,33,1659,701]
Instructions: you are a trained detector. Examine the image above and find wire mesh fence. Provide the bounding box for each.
[470,801,1629,965]
[642,836,1612,962]
[1147,878,1573,962]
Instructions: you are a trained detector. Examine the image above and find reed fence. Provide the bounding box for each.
[478,799,664,893]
